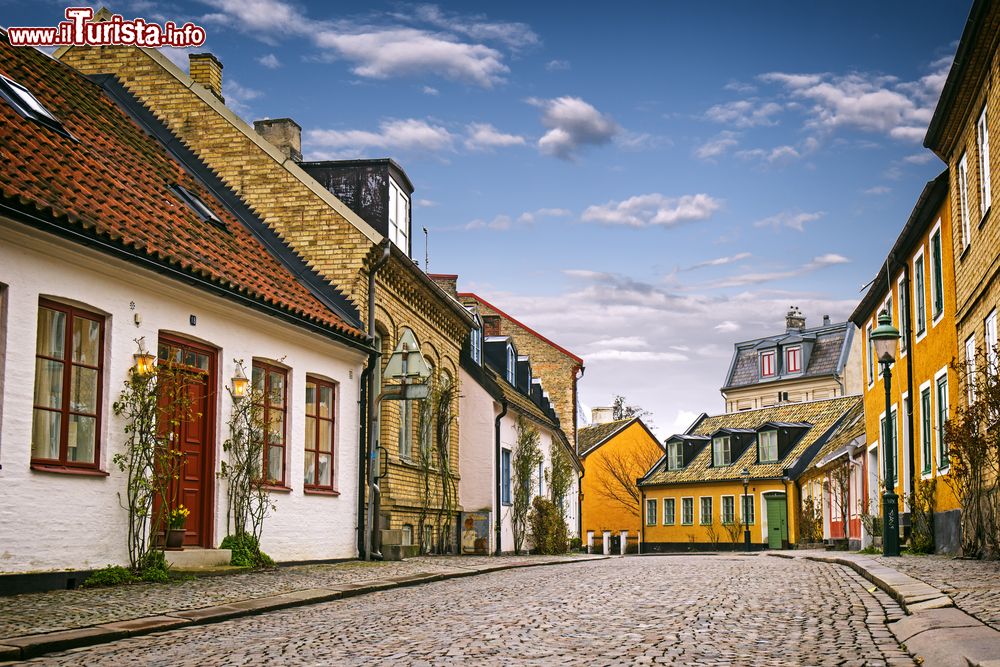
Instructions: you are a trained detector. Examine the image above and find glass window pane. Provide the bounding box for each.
[267,445,283,482]
[67,414,96,463]
[158,343,169,360]
[319,419,332,452]
[70,366,99,414]
[305,416,317,451]
[184,350,197,367]
[269,371,285,407]
[34,359,64,408]
[268,411,284,445]
[31,409,61,459]
[305,382,316,415]
[171,347,183,364]
[37,307,66,358]
[196,353,209,370]
[303,451,315,485]
[252,366,264,394]
[72,317,100,365]
[319,385,333,418]
[318,453,332,486]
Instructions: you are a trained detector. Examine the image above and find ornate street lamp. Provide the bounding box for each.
[870,310,900,557]
[230,364,250,401]
[132,338,156,377]
[741,466,751,552]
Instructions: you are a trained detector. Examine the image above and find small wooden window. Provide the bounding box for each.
[760,350,775,378]
[681,497,694,525]
[721,496,735,524]
[663,498,675,525]
[253,361,287,486]
[304,376,336,490]
[785,346,801,373]
[645,498,657,526]
[31,300,104,468]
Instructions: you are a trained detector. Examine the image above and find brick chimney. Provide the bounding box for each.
[254,118,303,162]
[482,315,501,337]
[591,407,615,424]
[785,306,806,332]
[428,274,458,298]
[188,53,224,101]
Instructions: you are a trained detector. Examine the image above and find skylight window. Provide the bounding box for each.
[0,74,72,139]
[171,185,225,228]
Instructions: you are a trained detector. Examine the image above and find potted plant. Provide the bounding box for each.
[166,505,190,549]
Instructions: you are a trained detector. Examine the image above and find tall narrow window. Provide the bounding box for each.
[930,227,944,320]
[388,178,409,255]
[958,153,971,248]
[667,442,683,470]
[785,346,802,373]
[501,449,512,504]
[937,374,949,468]
[721,496,735,524]
[866,323,875,385]
[977,107,991,218]
[645,498,657,526]
[537,461,544,496]
[31,300,104,468]
[740,495,755,524]
[469,326,482,365]
[712,436,731,467]
[663,498,675,525]
[758,430,778,463]
[699,497,713,525]
[966,335,977,403]
[253,362,287,485]
[920,387,932,474]
[897,275,908,355]
[506,344,516,385]
[681,497,694,525]
[913,251,926,336]
[986,310,998,376]
[760,350,775,378]
[304,377,336,490]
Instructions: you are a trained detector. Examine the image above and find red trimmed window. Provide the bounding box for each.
[253,362,287,486]
[304,377,336,490]
[760,350,775,378]
[786,346,802,373]
[31,300,104,468]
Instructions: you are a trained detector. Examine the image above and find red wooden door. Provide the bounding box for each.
[157,336,217,548]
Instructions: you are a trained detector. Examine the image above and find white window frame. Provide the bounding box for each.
[758,429,778,463]
[681,496,694,525]
[958,152,971,249]
[760,349,775,378]
[866,322,875,388]
[663,497,675,525]
[966,334,977,404]
[935,366,949,472]
[785,345,802,374]
[699,496,713,525]
[897,274,908,358]
[740,494,755,525]
[985,310,998,376]
[913,247,927,342]
[470,325,482,365]
[667,441,683,470]
[977,106,991,220]
[506,344,516,385]
[721,495,735,524]
[645,498,657,526]
[919,380,933,480]
[929,219,945,327]
[387,177,410,255]
[712,436,732,467]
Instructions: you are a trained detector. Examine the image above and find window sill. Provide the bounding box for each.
[978,207,991,229]
[264,484,292,493]
[30,463,109,477]
[304,487,340,497]
[959,243,971,262]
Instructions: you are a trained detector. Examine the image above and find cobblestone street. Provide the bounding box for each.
[18,555,913,666]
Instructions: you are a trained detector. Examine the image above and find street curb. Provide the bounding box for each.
[0,556,607,662]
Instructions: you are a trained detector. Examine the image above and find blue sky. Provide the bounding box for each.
[10,1,969,434]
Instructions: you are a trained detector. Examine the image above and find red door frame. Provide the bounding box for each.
[158,332,218,548]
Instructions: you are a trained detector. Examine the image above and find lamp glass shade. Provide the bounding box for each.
[231,374,249,399]
[133,352,156,377]
[870,310,900,365]
[740,467,750,484]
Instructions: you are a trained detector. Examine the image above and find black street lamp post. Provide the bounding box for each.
[871,310,901,557]
[741,466,751,552]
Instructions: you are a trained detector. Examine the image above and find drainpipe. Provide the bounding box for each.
[577,465,585,548]
[494,399,509,555]
[639,487,645,554]
[358,242,391,559]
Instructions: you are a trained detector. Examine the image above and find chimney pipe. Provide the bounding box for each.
[591,407,614,424]
[823,314,831,326]
[254,118,303,162]
[188,53,224,101]
[785,306,806,332]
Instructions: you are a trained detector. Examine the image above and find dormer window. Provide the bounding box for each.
[0,74,72,139]
[506,344,516,385]
[388,177,410,254]
[785,346,802,374]
[667,442,684,470]
[712,436,731,467]
[758,430,778,463]
[760,350,775,378]
[469,325,482,365]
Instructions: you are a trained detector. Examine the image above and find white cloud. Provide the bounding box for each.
[754,210,825,232]
[464,122,526,150]
[157,46,198,70]
[723,80,756,94]
[517,207,571,223]
[714,320,740,333]
[695,131,739,160]
[587,336,650,350]
[256,53,281,68]
[416,199,437,208]
[582,193,722,228]
[736,144,801,165]
[221,79,262,117]
[704,99,783,128]
[698,254,849,289]
[410,4,539,50]
[683,252,752,271]
[307,118,455,156]
[902,152,934,165]
[545,59,571,71]
[529,96,620,160]
[464,207,569,231]
[465,215,513,231]
[585,350,688,362]
[422,85,439,95]
[201,0,310,35]
[864,185,891,195]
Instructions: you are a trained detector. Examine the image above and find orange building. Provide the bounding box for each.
[849,170,962,553]
[578,414,662,552]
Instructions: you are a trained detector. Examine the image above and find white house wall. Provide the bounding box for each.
[0,223,367,573]
[457,368,497,517]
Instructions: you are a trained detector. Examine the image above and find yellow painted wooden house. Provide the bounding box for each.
[638,396,862,551]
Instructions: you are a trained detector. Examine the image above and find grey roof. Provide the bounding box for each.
[723,321,854,390]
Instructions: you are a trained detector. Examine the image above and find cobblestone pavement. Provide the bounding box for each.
[21,555,913,666]
[869,554,1000,631]
[0,555,578,640]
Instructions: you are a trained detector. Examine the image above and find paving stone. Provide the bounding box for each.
[1,627,125,659]
[96,616,192,636]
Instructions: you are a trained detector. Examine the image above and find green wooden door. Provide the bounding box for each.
[766,495,787,549]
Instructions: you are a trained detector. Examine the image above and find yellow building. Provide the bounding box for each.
[638,396,861,551]
[578,415,663,551]
[848,171,962,553]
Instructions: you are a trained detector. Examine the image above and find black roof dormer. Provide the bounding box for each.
[516,356,532,394]
[708,428,756,466]
[664,434,710,470]
[754,421,812,462]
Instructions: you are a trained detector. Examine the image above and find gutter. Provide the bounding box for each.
[494,398,509,555]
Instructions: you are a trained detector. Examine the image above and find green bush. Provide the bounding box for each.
[908,478,936,554]
[84,565,136,588]
[138,549,171,583]
[221,532,275,568]
[569,537,582,551]
[528,497,568,555]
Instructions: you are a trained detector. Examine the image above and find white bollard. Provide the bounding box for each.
[586,531,594,554]
[602,530,611,556]
[620,530,628,555]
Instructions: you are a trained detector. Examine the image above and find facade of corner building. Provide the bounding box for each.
[721,308,863,414]
[638,396,862,551]
[0,36,372,579]
[578,412,663,552]
[433,275,582,554]
[848,171,962,554]
[56,43,475,556]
